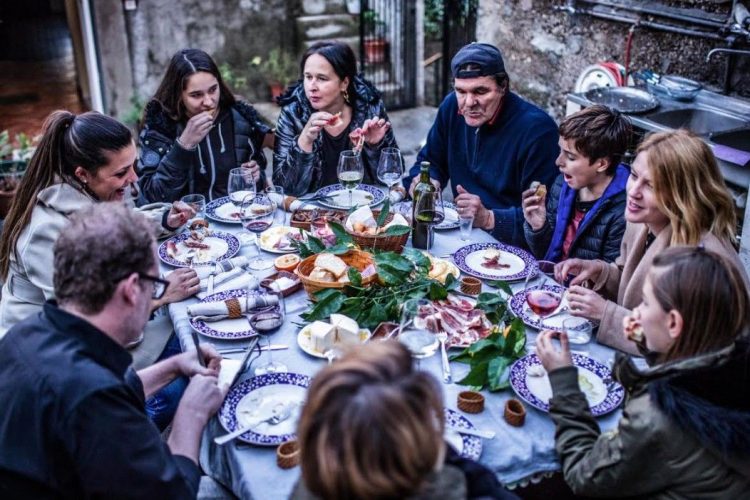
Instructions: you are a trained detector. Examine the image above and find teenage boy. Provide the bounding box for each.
[522,104,632,262]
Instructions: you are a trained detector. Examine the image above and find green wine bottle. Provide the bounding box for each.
[412,162,435,249]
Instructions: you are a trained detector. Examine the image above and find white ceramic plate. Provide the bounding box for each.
[297,324,371,359]
[258,226,306,254]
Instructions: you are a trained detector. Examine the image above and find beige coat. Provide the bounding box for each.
[0,183,174,338]
[593,222,747,353]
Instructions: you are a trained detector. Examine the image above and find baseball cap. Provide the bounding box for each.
[451,43,505,79]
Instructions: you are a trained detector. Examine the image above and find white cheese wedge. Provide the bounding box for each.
[331,314,361,346]
[309,321,335,353]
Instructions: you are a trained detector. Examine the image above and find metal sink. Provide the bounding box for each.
[709,129,750,152]
[645,108,749,135]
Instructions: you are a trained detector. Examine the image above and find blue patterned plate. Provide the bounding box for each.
[509,283,592,332]
[453,242,537,281]
[444,408,482,460]
[158,231,240,267]
[393,201,460,230]
[509,353,624,416]
[218,372,311,446]
[205,196,243,224]
[190,289,278,340]
[315,183,385,209]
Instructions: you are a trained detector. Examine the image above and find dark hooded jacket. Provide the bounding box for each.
[523,165,629,263]
[137,100,271,204]
[273,76,398,197]
[547,340,750,498]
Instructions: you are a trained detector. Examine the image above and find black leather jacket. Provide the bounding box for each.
[272,76,398,196]
[137,100,271,203]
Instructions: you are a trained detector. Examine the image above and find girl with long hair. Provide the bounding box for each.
[138,48,272,203]
[273,41,399,196]
[538,246,750,497]
[555,129,746,353]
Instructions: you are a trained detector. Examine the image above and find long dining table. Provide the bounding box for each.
[163,206,622,500]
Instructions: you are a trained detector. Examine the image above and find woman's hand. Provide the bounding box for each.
[522,186,546,231]
[179,111,214,149]
[152,268,200,310]
[166,201,195,229]
[567,285,607,321]
[358,117,391,146]
[536,330,573,372]
[298,112,334,153]
[554,258,603,286]
[240,160,261,184]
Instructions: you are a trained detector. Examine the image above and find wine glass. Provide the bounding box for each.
[337,150,364,208]
[524,265,562,323]
[240,193,276,271]
[253,291,288,375]
[398,299,439,369]
[228,167,256,209]
[376,147,403,193]
[265,185,287,226]
[180,194,206,225]
[414,190,445,253]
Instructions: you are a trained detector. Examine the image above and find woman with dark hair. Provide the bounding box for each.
[0,110,197,334]
[294,340,517,499]
[138,48,272,203]
[274,41,399,196]
[537,246,750,497]
[0,110,198,430]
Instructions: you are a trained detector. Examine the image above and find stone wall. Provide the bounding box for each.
[477,0,750,120]
[123,0,293,104]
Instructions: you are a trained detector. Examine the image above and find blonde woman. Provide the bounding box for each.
[293,341,516,500]
[555,129,746,353]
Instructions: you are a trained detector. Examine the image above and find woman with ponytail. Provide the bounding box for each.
[0,111,197,337]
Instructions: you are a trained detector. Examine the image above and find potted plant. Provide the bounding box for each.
[251,49,298,101]
[0,131,35,219]
[363,10,389,64]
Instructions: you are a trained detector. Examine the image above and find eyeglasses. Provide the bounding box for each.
[138,273,170,300]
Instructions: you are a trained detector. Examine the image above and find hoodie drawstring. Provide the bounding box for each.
[219,123,226,153]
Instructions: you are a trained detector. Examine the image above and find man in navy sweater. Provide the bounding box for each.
[405,43,559,248]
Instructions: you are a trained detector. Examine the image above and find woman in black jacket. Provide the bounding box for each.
[137,48,272,203]
[273,41,398,196]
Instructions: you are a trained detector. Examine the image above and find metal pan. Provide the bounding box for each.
[584,87,659,114]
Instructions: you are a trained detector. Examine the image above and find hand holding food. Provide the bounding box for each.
[240,160,261,183]
[179,111,214,149]
[298,111,337,152]
[536,330,573,372]
[166,201,196,229]
[522,183,547,231]
[623,310,644,343]
[554,258,604,286]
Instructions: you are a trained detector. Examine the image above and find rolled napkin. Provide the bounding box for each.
[267,193,316,213]
[188,293,279,322]
[193,256,249,279]
[196,274,259,300]
[199,267,244,290]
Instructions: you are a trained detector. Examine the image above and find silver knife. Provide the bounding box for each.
[227,336,260,388]
[219,344,288,355]
[447,426,496,439]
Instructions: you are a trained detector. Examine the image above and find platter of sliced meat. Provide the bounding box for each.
[412,295,494,348]
[453,242,537,282]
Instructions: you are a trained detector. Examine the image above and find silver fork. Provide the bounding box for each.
[214,402,294,445]
[436,331,452,384]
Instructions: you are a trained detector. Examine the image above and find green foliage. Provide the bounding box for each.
[251,49,298,86]
[120,95,145,130]
[450,317,526,391]
[219,63,248,92]
[424,0,443,39]
[0,131,11,160]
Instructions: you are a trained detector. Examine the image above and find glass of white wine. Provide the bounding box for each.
[337,149,364,209]
[376,147,402,193]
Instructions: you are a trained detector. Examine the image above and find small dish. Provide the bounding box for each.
[457,391,485,414]
[260,271,302,297]
[276,439,300,469]
[504,399,526,427]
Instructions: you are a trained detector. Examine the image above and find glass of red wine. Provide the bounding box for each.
[240,193,276,271]
[524,265,562,323]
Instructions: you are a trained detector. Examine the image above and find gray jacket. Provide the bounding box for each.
[0,182,173,338]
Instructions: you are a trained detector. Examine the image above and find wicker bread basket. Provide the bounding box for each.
[295,249,377,300]
[345,211,409,253]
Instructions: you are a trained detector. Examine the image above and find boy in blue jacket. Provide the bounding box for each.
[522,104,632,262]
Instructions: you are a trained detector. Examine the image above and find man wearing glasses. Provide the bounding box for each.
[0,203,224,497]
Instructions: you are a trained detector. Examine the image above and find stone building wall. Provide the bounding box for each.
[477,0,750,120]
